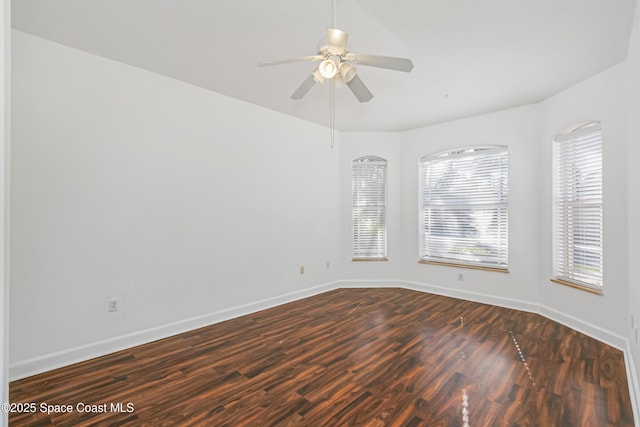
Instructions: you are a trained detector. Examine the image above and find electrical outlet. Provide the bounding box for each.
[458,273,464,281]
[108,299,118,313]
[300,266,304,275]
[326,261,331,269]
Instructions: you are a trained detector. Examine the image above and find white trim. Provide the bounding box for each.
[9,279,639,426]
[336,279,631,352]
[403,276,626,350]
[337,279,639,423]
[337,279,402,289]
[625,339,640,424]
[9,281,339,381]
[537,304,627,351]
[401,280,540,313]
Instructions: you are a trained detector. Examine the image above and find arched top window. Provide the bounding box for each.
[419,146,509,270]
[352,156,387,260]
[557,120,600,137]
[422,146,503,161]
[354,156,386,163]
[552,121,603,292]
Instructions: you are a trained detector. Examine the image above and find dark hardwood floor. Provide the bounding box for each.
[10,288,634,426]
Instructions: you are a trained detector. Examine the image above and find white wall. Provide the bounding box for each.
[338,62,639,412]
[539,62,629,338]
[10,31,341,376]
[398,105,543,306]
[1,0,8,424]
[338,83,634,339]
[9,10,640,413]
[627,0,640,393]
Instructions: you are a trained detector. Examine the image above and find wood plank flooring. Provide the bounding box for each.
[10,288,635,426]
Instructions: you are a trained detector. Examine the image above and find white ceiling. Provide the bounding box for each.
[12,0,637,132]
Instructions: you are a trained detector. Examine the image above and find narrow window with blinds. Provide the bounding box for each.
[419,146,508,271]
[552,122,603,293]
[352,156,387,260]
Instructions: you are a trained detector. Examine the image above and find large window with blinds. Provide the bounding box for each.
[352,156,387,260]
[552,122,603,292]
[419,146,508,270]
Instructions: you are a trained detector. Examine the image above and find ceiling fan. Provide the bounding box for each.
[257,27,414,103]
[257,1,413,147]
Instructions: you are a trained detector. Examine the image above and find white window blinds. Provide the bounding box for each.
[553,122,603,289]
[352,156,387,259]
[419,147,508,269]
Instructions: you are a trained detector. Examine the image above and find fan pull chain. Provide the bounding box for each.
[330,78,335,148]
[329,0,336,148]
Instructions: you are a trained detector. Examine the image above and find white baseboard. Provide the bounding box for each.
[337,279,403,289]
[402,279,639,425]
[9,281,339,381]
[401,279,541,313]
[405,280,628,347]
[624,339,640,425]
[9,278,639,425]
[538,304,628,351]
[339,278,639,424]
[340,278,540,313]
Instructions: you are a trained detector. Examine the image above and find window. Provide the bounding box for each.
[419,146,508,270]
[552,122,603,292]
[352,156,387,260]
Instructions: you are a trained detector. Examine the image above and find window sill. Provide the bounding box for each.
[550,278,603,295]
[352,257,389,262]
[418,260,508,273]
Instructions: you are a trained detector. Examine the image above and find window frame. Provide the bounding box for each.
[351,156,388,261]
[552,121,603,294]
[418,146,509,272]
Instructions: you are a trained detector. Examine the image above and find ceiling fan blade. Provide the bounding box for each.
[346,74,373,103]
[258,55,324,67]
[291,74,318,100]
[348,54,414,72]
[327,28,349,51]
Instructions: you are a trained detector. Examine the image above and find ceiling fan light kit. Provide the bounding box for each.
[339,62,357,83]
[319,58,338,79]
